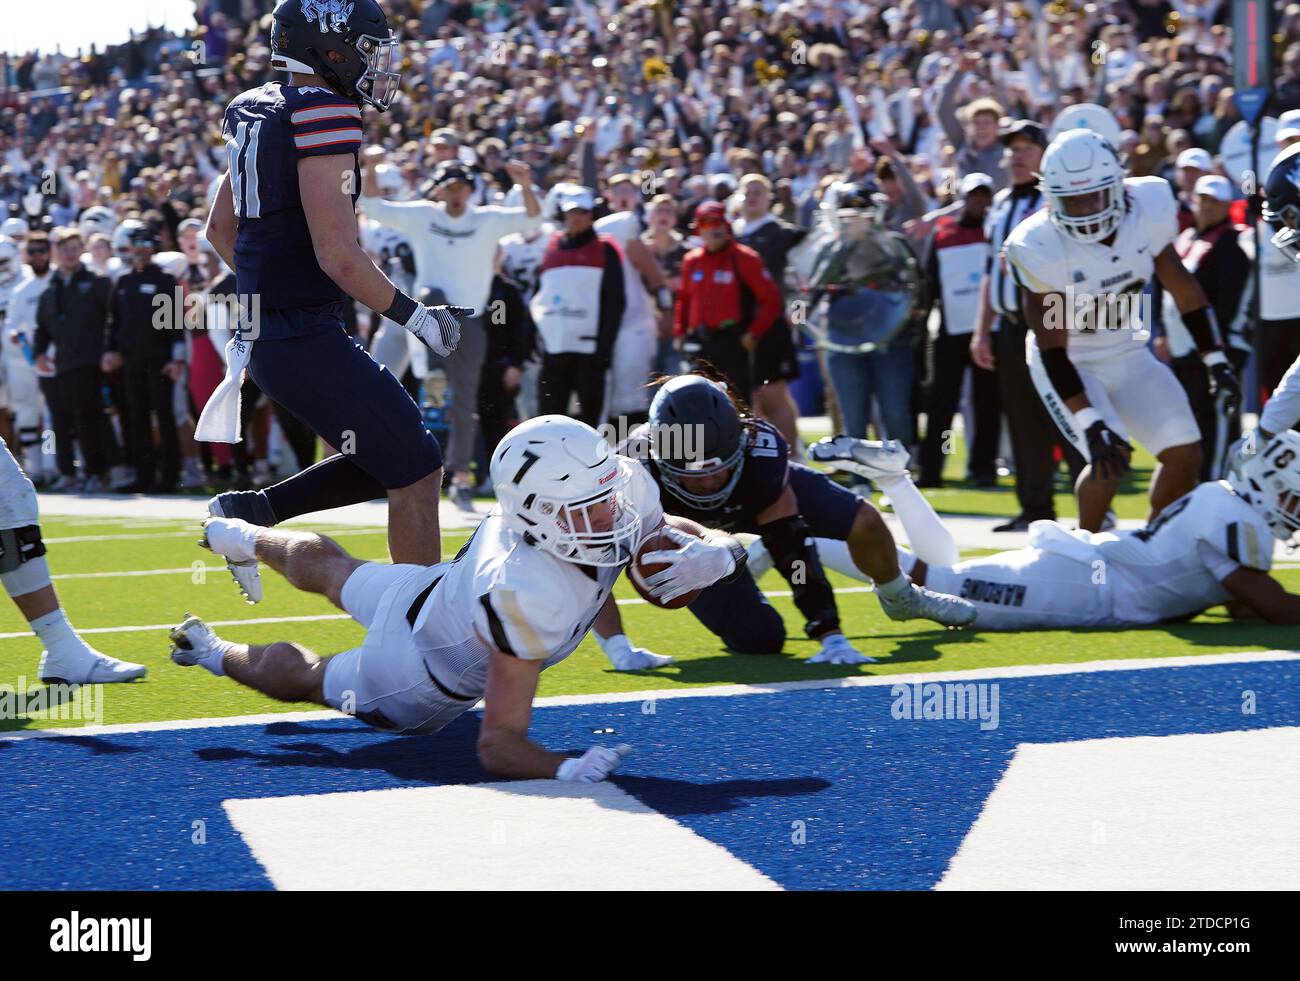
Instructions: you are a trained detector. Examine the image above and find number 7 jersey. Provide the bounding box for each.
[222,81,364,311]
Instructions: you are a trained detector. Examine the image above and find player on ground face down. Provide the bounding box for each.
[593,374,975,670]
[0,439,146,683]
[200,0,470,604]
[1003,129,1240,532]
[801,431,1300,628]
[173,416,748,781]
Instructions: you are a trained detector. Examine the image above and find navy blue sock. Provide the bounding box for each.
[261,454,387,523]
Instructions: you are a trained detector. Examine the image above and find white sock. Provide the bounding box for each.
[875,473,960,568]
[875,573,910,600]
[196,639,234,677]
[206,517,261,562]
[29,608,90,660]
[810,537,872,583]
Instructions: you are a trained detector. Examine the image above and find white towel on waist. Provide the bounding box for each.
[195,334,252,443]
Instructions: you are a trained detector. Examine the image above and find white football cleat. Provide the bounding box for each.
[202,509,262,604]
[169,614,222,668]
[39,647,147,684]
[878,582,977,628]
[807,633,876,665]
[809,436,911,483]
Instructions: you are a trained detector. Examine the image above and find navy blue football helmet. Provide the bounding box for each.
[648,375,747,509]
[270,0,402,111]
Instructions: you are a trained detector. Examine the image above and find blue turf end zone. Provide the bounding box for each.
[3,658,1297,890]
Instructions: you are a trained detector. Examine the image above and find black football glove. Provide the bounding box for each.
[1084,420,1133,482]
[1208,360,1241,417]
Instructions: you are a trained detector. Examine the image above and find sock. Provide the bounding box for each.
[808,537,871,583]
[195,639,235,677]
[206,518,262,563]
[875,472,960,568]
[262,454,387,522]
[29,608,89,659]
[875,573,911,600]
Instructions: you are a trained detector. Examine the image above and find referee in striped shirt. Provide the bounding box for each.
[970,120,1084,532]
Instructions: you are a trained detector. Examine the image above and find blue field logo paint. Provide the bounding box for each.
[2,656,1299,890]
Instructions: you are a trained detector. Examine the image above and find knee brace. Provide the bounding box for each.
[760,514,841,638]
[0,526,51,597]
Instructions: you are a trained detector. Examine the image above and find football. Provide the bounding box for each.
[628,526,703,609]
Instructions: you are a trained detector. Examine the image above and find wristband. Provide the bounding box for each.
[1074,406,1103,431]
[704,532,747,583]
[1182,306,1221,355]
[382,288,420,326]
[1201,350,1228,368]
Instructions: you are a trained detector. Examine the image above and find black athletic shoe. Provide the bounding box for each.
[992,513,1053,533]
[208,489,277,527]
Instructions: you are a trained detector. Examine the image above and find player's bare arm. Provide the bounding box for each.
[1221,567,1300,625]
[476,645,563,779]
[205,173,237,271]
[1025,285,1132,482]
[300,153,407,314]
[1154,242,1241,408]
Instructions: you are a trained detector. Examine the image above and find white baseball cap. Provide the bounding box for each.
[1176,147,1213,171]
[1278,109,1300,144]
[554,184,596,213]
[1194,174,1234,203]
[958,172,995,196]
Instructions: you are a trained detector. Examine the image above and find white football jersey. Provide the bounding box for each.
[1003,176,1179,359]
[1091,481,1273,624]
[411,456,663,696]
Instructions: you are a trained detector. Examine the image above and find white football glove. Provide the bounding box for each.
[598,633,675,671]
[1228,429,1262,482]
[642,529,737,603]
[555,743,632,783]
[402,304,472,357]
[806,633,876,665]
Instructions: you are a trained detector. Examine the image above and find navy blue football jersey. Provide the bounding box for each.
[222,82,363,316]
[624,419,789,532]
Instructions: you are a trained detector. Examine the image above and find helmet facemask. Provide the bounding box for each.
[351,31,401,111]
[1048,182,1125,243]
[1265,201,1300,263]
[654,442,746,510]
[1229,434,1300,550]
[531,478,642,568]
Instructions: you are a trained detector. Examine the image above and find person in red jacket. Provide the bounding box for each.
[675,201,782,402]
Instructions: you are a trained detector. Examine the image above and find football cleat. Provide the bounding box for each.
[169,614,220,668]
[809,436,911,483]
[807,633,876,665]
[878,582,977,628]
[39,647,147,685]
[202,507,263,604]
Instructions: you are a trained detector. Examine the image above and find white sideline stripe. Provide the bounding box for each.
[52,566,228,580]
[225,782,780,891]
[0,587,878,640]
[44,527,384,544]
[2,649,1296,741]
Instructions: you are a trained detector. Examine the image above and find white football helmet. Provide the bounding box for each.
[491,415,642,567]
[1039,128,1126,243]
[1228,431,1300,548]
[78,205,117,241]
[0,236,18,284]
[0,217,28,241]
[1048,103,1123,151]
[112,219,145,259]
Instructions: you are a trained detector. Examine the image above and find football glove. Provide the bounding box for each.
[598,633,675,671]
[404,304,472,358]
[642,529,738,603]
[1083,420,1132,482]
[806,633,876,665]
[555,743,632,783]
[1208,360,1242,417]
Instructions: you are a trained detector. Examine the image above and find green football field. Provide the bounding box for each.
[3,439,1297,731]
